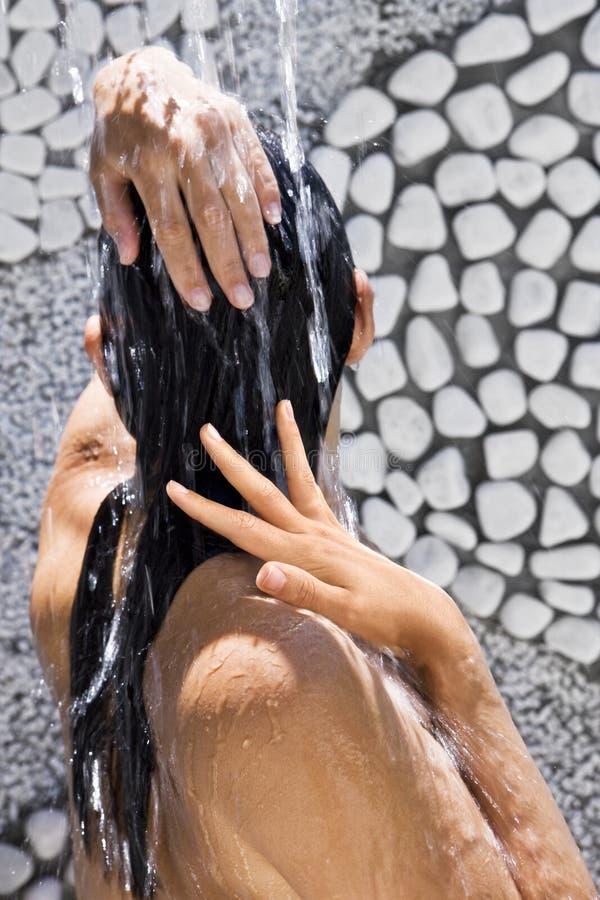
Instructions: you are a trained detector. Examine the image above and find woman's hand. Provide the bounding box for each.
[91,47,281,312]
[166,399,477,686]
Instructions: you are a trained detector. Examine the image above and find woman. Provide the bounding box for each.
[31,48,596,899]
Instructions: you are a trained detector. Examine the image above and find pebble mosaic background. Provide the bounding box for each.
[1,0,600,894]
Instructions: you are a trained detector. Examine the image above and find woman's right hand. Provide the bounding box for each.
[91,47,281,312]
[166,399,479,692]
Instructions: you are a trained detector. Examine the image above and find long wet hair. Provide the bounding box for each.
[69,130,357,896]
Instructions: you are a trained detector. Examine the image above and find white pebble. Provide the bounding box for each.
[475,542,524,576]
[25,809,69,862]
[355,339,407,401]
[590,456,600,499]
[42,105,94,151]
[0,211,38,262]
[23,878,63,900]
[387,50,457,105]
[40,199,84,253]
[539,486,589,549]
[345,214,383,273]
[581,10,600,66]
[514,329,568,382]
[39,166,87,200]
[459,262,505,315]
[540,429,592,486]
[325,87,396,149]
[370,275,406,338]
[392,110,450,167]
[508,269,557,327]
[506,51,570,106]
[570,217,600,273]
[531,545,600,581]
[475,480,537,541]
[417,447,471,511]
[455,314,500,369]
[548,157,600,219]
[0,87,60,133]
[483,429,538,480]
[349,153,394,215]
[446,84,513,150]
[385,470,423,516]
[477,369,527,426]
[388,184,447,251]
[558,280,600,337]
[515,209,572,270]
[495,158,546,208]
[309,146,351,213]
[0,10,7,61]
[0,172,38,219]
[47,48,90,99]
[425,511,477,551]
[508,115,579,165]
[340,432,387,494]
[544,616,600,665]
[568,72,600,126]
[525,0,595,34]
[450,565,505,618]
[11,29,56,89]
[500,594,553,640]
[340,376,363,432]
[378,397,433,461]
[433,385,487,438]
[8,0,59,30]
[454,13,532,66]
[540,581,595,616]
[404,536,458,588]
[106,5,143,55]
[405,316,454,392]
[0,134,45,176]
[434,152,495,207]
[144,0,182,40]
[361,497,416,559]
[529,384,591,430]
[408,254,458,313]
[181,0,219,32]
[67,0,104,55]
[0,843,34,893]
[0,61,14,97]
[453,203,516,261]
[570,341,600,389]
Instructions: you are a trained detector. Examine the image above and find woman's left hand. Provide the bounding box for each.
[166,400,475,676]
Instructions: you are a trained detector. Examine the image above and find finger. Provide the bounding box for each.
[91,168,139,265]
[354,268,374,304]
[135,176,211,312]
[166,480,293,561]
[255,562,350,623]
[181,156,254,311]
[215,145,272,281]
[199,423,302,531]
[234,114,282,226]
[275,400,339,526]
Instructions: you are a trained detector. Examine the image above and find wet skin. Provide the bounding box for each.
[31,375,521,899]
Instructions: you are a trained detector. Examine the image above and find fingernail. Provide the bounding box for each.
[283,399,294,421]
[258,564,286,593]
[167,480,189,496]
[248,253,271,279]
[232,284,254,310]
[265,202,282,225]
[189,288,211,311]
[205,423,222,442]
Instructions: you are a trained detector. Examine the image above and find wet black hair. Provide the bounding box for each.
[69,129,357,897]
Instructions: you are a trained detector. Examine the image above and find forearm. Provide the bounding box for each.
[414,598,596,899]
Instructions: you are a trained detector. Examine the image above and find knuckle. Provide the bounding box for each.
[258,479,278,500]
[155,219,188,247]
[230,509,255,531]
[198,203,229,231]
[295,576,316,609]
[219,257,245,282]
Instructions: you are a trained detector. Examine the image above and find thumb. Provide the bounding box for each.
[256,562,346,622]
